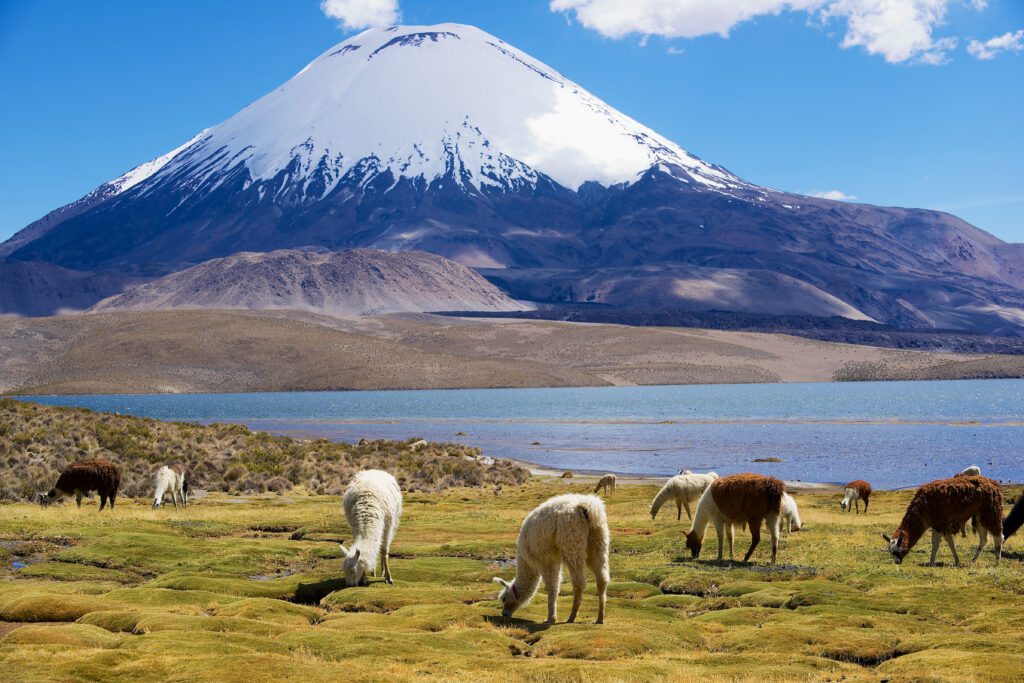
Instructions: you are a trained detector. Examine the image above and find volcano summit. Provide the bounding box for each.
[4,23,1023,333]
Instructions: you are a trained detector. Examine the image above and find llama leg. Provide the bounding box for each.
[542,566,561,624]
[726,523,736,561]
[766,513,779,564]
[863,499,868,514]
[971,528,989,563]
[743,518,762,563]
[676,502,682,521]
[943,532,960,566]
[994,532,1002,567]
[683,501,692,521]
[381,538,394,584]
[565,556,587,624]
[587,550,609,625]
[928,529,941,565]
[76,491,83,508]
[712,518,724,560]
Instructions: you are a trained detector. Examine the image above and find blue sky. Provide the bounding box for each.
[0,0,1021,245]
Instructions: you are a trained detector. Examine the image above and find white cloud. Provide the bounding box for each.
[967,29,1024,59]
[321,0,400,31]
[667,46,686,54]
[550,0,986,64]
[809,189,858,200]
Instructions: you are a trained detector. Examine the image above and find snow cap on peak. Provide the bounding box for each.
[141,23,744,198]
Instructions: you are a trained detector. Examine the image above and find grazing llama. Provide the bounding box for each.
[840,480,871,514]
[493,494,610,624]
[152,464,190,510]
[593,474,616,496]
[650,472,718,521]
[339,470,403,586]
[685,473,785,564]
[882,476,1002,566]
[39,459,120,510]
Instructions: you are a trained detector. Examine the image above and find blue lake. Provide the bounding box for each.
[19,379,1024,490]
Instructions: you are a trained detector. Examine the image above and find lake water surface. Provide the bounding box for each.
[21,379,1024,490]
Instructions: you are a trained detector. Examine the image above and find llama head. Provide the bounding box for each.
[493,577,522,617]
[881,532,907,564]
[152,498,163,510]
[685,530,704,558]
[38,489,58,507]
[649,505,657,520]
[339,544,369,586]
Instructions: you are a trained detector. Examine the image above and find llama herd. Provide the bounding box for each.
[36,457,1020,625]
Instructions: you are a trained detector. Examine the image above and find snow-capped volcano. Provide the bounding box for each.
[5,23,1024,333]
[149,24,744,199]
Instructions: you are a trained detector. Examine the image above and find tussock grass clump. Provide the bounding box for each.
[0,398,529,501]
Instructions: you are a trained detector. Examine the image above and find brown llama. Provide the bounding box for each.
[882,476,1002,566]
[593,474,616,496]
[39,459,120,510]
[685,473,785,564]
[840,480,872,514]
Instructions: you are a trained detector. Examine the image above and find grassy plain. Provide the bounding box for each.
[2,481,1022,681]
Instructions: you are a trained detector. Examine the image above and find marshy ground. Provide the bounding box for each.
[2,480,1022,681]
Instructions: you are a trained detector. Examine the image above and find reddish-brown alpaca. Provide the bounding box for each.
[883,476,1002,566]
[685,473,785,564]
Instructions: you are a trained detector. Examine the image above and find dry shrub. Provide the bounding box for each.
[0,399,529,501]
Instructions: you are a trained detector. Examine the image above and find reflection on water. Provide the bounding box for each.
[20,379,1024,490]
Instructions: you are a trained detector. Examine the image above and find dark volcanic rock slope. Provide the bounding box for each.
[4,23,1023,333]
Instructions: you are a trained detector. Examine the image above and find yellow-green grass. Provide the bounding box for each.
[2,482,1023,681]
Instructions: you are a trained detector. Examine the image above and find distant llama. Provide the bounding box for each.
[152,464,191,510]
[593,474,616,496]
[39,459,120,510]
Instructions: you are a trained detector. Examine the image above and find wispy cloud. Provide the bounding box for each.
[667,46,685,55]
[967,29,1024,59]
[809,189,858,200]
[549,0,987,65]
[321,0,400,31]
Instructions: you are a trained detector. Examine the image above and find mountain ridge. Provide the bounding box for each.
[3,22,1023,334]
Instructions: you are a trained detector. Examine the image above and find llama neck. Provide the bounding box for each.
[651,486,672,517]
[689,493,716,539]
[153,479,169,504]
[512,552,542,605]
[350,508,386,567]
[897,511,926,551]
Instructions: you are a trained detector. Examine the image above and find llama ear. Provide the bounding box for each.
[881,533,891,543]
[353,548,361,561]
[339,544,349,555]
[493,577,510,588]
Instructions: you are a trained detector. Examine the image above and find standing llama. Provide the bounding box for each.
[339,470,403,586]
[593,474,616,496]
[779,492,803,532]
[493,494,610,624]
[152,464,190,510]
[882,475,1003,566]
[685,473,785,564]
[39,459,120,510]
[840,480,872,514]
[650,472,718,521]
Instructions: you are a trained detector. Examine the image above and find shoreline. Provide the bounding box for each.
[504,458,845,494]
